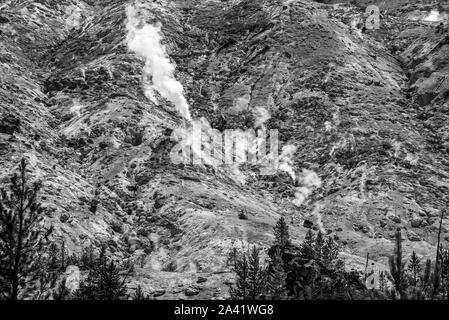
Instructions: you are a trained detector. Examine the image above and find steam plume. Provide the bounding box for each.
[253,106,271,129]
[126,6,191,122]
[278,144,297,180]
[424,10,448,22]
[278,145,322,207]
[292,169,322,208]
[311,203,326,234]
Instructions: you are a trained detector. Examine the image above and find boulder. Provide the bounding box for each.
[407,231,421,242]
[197,276,208,283]
[303,220,314,229]
[152,289,166,297]
[59,213,70,223]
[185,286,201,296]
[410,217,423,228]
[388,215,401,224]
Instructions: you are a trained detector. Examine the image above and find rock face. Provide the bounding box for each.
[1,0,449,298]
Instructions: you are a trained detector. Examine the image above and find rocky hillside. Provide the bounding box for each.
[1,0,449,299]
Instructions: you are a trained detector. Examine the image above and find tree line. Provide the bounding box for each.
[227,216,449,300]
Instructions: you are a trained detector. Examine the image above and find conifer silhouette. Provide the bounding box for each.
[273,217,290,247]
[0,158,55,300]
[266,248,288,299]
[388,228,406,299]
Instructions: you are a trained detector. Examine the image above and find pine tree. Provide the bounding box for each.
[60,240,66,269]
[431,260,441,299]
[314,231,325,259]
[73,247,106,300]
[228,245,267,300]
[132,285,151,300]
[388,228,406,300]
[322,236,339,264]
[288,230,361,300]
[266,248,287,299]
[273,217,290,247]
[49,242,59,270]
[0,158,55,300]
[422,258,432,292]
[228,247,249,299]
[420,258,441,299]
[407,251,422,287]
[247,246,266,299]
[430,210,445,299]
[101,261,128,300]
[81,244,96,269]
[299,230,315,260]
[74,246,128,300]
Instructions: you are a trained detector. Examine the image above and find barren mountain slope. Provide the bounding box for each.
[1,0,449,298]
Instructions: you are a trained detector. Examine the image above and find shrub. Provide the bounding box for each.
[238,210,248,220]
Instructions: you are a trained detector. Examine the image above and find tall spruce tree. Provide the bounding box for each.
[407,251,422,287]
[322,236,339,264]
[0,158,55,300]
[273,217,290,247]
[228,247,249,299]
[314,231,325,259]
[289,229,360,300]
[48,243,59,270]
[102,261,128,300]
[74,246,128,300]
[247,246,266,299]
[388,228,406,300]
[300,229,315,260]
[420,258,441,299]
[228,245,266,300]
[266,248,288,299]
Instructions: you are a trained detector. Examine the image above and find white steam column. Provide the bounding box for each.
[125,6,192,122]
